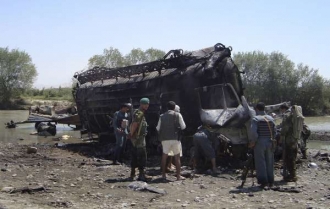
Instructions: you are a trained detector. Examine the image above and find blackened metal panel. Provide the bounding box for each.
[73,43,245,144]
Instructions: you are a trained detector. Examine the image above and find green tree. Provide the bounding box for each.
[295,64,326,115]
[58,85,63,97]
[234,51,298,104]
[88,47,125,68]
[234,51,328,115]
[144,48,165,62]
[323,80,330,114]
[125,48,148,65]
[0,47,37,104]
[264,52,298,104]
[88,47,166,68]
[234,51,268,104]
[40,87,45,96]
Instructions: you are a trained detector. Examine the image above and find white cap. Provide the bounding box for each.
[174,105,180,113]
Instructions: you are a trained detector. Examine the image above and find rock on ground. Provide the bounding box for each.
[0,143,329,208]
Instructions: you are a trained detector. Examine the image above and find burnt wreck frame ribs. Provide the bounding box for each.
[73,43,254,156]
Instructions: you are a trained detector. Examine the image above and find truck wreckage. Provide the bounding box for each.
[73,43,285,160]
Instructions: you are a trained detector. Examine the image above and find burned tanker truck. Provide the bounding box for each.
[73,43,254,157]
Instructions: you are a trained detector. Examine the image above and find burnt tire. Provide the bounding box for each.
[35,122,41,129]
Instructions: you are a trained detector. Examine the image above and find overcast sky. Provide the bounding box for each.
[1,0,329,88]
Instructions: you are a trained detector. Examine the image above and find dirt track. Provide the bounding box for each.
[0,140,330,209]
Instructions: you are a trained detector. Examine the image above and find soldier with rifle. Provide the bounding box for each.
[249,102,276,189]
[128,98,150,181]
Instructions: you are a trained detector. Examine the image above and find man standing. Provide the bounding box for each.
[157,101,186,181]
[280,105,304,182]
[112,103,131,165]
[166,105,183,172]
[249,102,276,188]
[128,98,149,181]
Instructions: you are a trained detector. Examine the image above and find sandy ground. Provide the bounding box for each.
[0,137,330,209]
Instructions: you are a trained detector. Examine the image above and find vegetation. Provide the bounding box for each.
[233,51,330,115]
[22,86,74,101]
[88,47,166,68]
[0,47,37,108]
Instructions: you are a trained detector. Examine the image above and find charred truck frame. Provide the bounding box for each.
[73,43,254,158]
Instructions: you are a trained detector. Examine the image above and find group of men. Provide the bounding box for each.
[112,98,149,181]
[112,98,309,186]
[249,102,308,189]
[112,98,186,181]
[112,97,218,182]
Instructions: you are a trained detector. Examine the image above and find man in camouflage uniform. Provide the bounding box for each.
[280,104,304,182]
[128,98,149,181]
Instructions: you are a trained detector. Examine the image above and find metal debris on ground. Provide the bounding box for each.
[128,181,167,194]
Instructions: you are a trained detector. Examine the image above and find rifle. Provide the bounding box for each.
[282,136,288,178]
[122,98,133,155]
[129,98,134,128]
[240,149,255,188]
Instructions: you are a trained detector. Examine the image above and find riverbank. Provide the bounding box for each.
[0,141,330,209]
[0,99,74,110]
[310,131,330,141]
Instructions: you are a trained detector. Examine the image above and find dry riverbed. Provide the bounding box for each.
[0,139,330,209]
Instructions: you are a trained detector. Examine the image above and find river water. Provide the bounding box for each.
[304,116,330,132]
[1,110,329,149]
[0,110,81,145]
